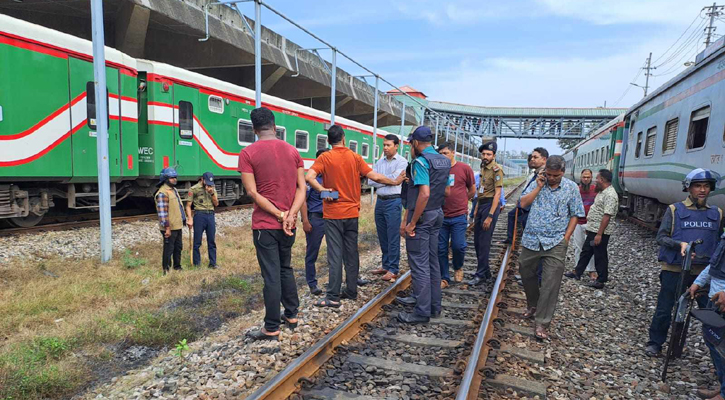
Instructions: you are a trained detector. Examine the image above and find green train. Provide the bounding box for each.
[0,14,416,227]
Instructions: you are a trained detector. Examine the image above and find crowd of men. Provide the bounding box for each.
[152,106,725,398]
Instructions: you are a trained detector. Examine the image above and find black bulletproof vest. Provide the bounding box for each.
[405,150,451,212]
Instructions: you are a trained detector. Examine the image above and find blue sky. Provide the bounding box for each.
[232,0,719,154]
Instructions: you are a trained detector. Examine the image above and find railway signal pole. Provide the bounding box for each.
[704,3,724,47]
[90,0,113,262]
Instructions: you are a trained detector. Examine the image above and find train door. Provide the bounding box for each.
[172,84,199,180]
[68,57,122,180]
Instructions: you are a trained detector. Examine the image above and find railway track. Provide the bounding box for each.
[242,181,529,400]
[0,204,252,237]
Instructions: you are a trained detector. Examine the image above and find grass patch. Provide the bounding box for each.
[0,337,83,400]
[0,204,377,399]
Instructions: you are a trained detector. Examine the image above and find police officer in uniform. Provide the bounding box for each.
[397,126,451,324]
[645,168,723,357]
[469,141,504,286]
[155,167,187,275]
[186,172,220,269]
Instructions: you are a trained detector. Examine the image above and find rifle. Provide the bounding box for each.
[661,238,703,382]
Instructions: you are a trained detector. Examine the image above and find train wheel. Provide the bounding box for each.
[223,199,236,207]
[8,213,45,228]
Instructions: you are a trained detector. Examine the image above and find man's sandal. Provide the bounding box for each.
[523,307,536,319]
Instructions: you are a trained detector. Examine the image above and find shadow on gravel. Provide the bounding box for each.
[74,274,264,398]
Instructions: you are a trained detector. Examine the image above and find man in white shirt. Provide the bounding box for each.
[369,134,409,282]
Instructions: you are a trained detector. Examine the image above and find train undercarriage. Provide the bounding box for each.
[0,179,243,227]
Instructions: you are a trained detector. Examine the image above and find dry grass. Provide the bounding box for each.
[0,203,376,400]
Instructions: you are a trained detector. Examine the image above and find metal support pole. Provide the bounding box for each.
[91,0,112,263]
[371,75,379,205]
[254,0,262,107]
[434,115,439,147]
[446,123,450,142]
[330,49,337,124]
[454,127,459,162]
[399,101,405,155]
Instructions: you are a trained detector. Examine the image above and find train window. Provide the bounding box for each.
[374,145,380,159]
[635,132,643,158]
[276,127,287,142]
[237,119,255,145]
[662,118,678,155]
[316,134,328,151]
[85,81,109,130]
[687,106,710,150]
[361,143,370,158]
[208,95,224,114]
[295,130,309,151]
[349,141,358,153]
[644,127,656,157]
[178,101,194,139]
[405,150,410,160]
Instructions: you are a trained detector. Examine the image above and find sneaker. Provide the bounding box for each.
[454,269,464,282]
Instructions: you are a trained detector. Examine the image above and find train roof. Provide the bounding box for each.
[562,113,624,156]
[0,14,137,71]
[137,59,400,142]
[625,38,725,116]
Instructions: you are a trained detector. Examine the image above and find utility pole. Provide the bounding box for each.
[630,52,654,97]
[704,3,724,47]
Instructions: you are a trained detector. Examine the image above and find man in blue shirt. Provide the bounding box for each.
[397,126,450,324]
[501,149,547,244]
[518,155,584,340]
[301,149,328,295]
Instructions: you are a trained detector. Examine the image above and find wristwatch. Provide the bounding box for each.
[278,211,286,222]
[488,213,495,218]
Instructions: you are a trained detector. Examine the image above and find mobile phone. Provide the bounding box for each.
[589,240,597,247]
[321,190,339,199]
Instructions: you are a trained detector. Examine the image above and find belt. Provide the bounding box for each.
[195,210,215,214]
[378,194,400,200]
[309,212,323,218]
[478,197,493,203]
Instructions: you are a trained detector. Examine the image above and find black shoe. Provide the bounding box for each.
[395,296,416,306]
[341,291,358,301]
[357,278,371,286]
[645,344,660,357]
[208,264,219,269]
[310,286,323,296]
[431,311,442,319]
[173,266,183,271]
[500,239,512,245]
[564,272,580,280]
[397,311,429,324]
[246,329,280,341]
[587,281,605,289]
[162,268,169,276]
[467,276,488,286]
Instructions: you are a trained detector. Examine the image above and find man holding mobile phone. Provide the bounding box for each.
[306,125,405,308]
[185,172,220,269]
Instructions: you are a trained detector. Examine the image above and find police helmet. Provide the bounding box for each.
[158,167,178,186]
[682,168,719,192]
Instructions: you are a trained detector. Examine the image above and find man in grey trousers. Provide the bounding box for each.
[397,126,451,324]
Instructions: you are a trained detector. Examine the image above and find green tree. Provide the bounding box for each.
[557,138,582,150]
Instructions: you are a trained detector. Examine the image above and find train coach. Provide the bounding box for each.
[566,35,725,225]
[0,15,417,227]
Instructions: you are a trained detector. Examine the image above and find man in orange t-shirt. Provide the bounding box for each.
[306,125,404,307]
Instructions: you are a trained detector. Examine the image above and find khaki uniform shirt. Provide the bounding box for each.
[478,161,504,199]
[187,182,217,211]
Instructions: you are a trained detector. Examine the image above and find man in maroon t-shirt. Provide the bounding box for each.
[437,142,476,287]
[569,169,596,279]
[238,107,306,341]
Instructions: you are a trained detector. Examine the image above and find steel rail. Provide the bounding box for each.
[246,271,413,400]
[456,180,526,400]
